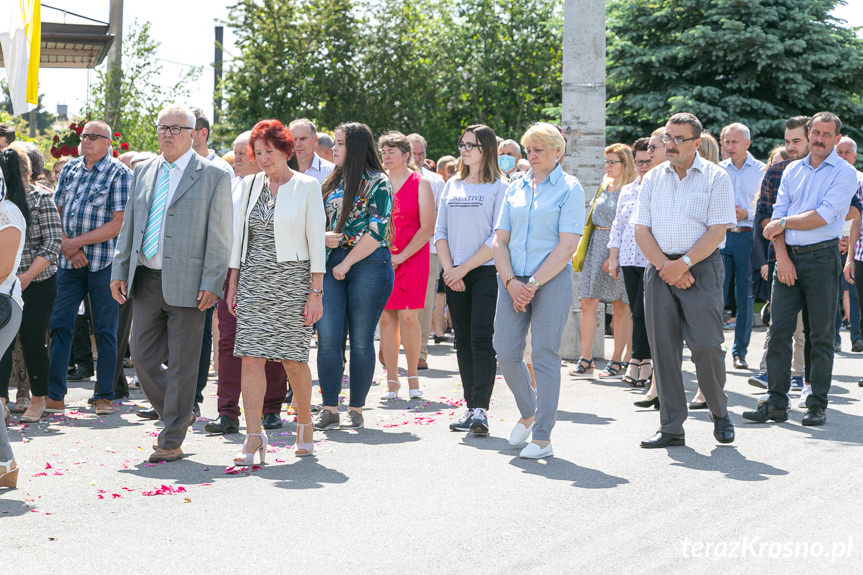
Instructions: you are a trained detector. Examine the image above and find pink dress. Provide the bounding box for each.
[385,171,429,310]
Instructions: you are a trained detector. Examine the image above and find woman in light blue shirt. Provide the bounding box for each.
[492,123,585,459]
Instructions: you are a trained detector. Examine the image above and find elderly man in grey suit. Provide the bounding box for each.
[110,105,232,463]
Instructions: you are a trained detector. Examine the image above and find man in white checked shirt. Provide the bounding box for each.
[111,105,232,463]
[633,113,737,449]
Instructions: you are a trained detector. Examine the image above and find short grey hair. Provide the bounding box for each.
[723,122,751,141]
[317,133,334,149]
[407,133,427,151]
[233,130,252,148]
[498,139,521,156]
[289,118,316,135]
[839,136,857,155]
[131,151,158,167]
[157,105,195,128]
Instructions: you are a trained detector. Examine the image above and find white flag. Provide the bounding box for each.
[0,0,41,116]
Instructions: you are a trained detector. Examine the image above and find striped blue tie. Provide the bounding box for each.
[141,161,174,259]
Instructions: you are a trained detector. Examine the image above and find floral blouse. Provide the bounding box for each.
[324,170,393,248]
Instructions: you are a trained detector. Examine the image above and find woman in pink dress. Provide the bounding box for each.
[378,131,435,399]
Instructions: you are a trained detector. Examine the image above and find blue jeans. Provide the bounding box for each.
[721,230,753,357]
[48,266,118,400]
[317,247,393,407]
[835,275,860,344]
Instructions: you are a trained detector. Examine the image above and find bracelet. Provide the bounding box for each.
[310,288,323,295]
[504,276,515,289]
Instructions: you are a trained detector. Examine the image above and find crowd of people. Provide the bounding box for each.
[0,105,861,488]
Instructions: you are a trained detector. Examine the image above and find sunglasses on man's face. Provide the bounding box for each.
[80,133,110,141]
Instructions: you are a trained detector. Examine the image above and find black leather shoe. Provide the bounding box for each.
[262,412,283,429]
[802,406,826,426]
[204,415,240,434]
[711,414,735,443]
[68,366,95,381]
[634,396,659,409]
[688,401,707,410]
[640,431,685,448]
[193,403,201,418]
[742,402,788,423]
[858,379,863,388]
[136,408,159,420]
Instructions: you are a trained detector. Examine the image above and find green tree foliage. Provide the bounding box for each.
[88,20,200,152]
[219,0,563,160]
[0,81,56,136]
[606,0,863,157]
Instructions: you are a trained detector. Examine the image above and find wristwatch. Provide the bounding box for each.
[779,217,787,229]
[681,255,693,268]
[528,276,541,289]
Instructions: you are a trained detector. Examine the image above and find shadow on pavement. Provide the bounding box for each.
[0,495,32,518]
[509,456,630,489]
[667,446,788,481]
[555,410,616,425]
[314,427,421,445]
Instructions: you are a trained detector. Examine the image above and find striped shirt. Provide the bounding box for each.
[54,153,130,272]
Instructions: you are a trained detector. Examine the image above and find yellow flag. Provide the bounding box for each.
[0,0,41,116]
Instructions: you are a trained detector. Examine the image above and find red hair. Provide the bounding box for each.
[248,119,295,161]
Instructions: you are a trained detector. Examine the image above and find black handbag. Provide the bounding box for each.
[0,286,13,329]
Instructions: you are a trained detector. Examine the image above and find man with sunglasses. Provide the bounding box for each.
[47,121,131,416]
[633,112,737,448]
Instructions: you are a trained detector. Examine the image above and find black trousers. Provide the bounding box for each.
[445,266,498,410]
[113,299,134,397]
[0,274,58,397]
[622,266,650,360]
[71,296,94,370]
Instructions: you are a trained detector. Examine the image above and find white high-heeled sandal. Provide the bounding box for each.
[380,380,401,400]
[407,375,423,399]
[0,459,19,489]
[294,422,315,457]
[233,432,268,465]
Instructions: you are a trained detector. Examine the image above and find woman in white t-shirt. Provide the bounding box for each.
[0,148,29,489]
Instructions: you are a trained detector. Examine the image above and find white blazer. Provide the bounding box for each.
[229,171,327,273]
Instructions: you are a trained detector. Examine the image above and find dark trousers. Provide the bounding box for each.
[215,273,286,419]
[766,242,840,410]
[130,267,205,450]
[721,230,754,357]
[0,274,57,398]
[644,251,728,434]
[195,306,214,406]
[113,299,134,397]
[48,266,118,401]
[71,298,94,371]
[622,265,650,360]
[445,266,498,410]
[835,275,860,344]
[855,260,863,346]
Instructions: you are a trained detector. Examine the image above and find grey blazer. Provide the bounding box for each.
[112,152,233,308]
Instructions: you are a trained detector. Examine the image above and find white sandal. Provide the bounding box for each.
[407,375,423,399]
[380,380,400,400]
[0,459,19,489]
[294,422,315,457]
[232,432,268,465]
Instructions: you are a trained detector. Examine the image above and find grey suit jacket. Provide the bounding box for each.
[112,152,233,308]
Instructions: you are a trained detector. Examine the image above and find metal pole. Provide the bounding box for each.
[214,25,223,126]
[106,0,123,126]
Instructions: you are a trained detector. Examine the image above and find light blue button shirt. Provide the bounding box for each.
[496,163,585,276]
[719,151,765,228]
[772,148,859,246]
[305,153,335,184]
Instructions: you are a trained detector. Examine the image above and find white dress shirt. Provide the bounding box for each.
[304,153,335,184]
[139,147,195,270]
[719,152,766,229]
[632,152,736,255]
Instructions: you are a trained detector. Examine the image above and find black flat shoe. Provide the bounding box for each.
[711,414,735,443]
[262,412,283,429]
[68,366,95,381]
[802,407,826,426]
[688,401,708,410]
[136,408,159,420]
[634,396,659,409]
[742,402,788,423]
[640,431,685,448]
[204,414,240,434]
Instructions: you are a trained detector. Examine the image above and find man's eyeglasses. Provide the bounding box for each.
[634,160,652,167]
[80,133,110,141]
[660,134,699,146]
[457,142,482,152]
[647,144,664,153]
[605,160,622,166]
[156,125,194,135]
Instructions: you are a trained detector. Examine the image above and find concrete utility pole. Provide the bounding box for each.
[559,0,606,361]
[214,26,223,126]
[106,0,123,126]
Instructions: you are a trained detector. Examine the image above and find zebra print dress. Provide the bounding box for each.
[234,182,313,362]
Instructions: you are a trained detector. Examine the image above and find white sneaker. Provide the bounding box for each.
[508,422,534,447]
[798,384,812,408]
[519,442,553,459]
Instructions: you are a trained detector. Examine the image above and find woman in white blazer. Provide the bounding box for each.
[226,119,326,464]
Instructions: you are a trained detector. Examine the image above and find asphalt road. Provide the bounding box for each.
[1,326,862,574]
